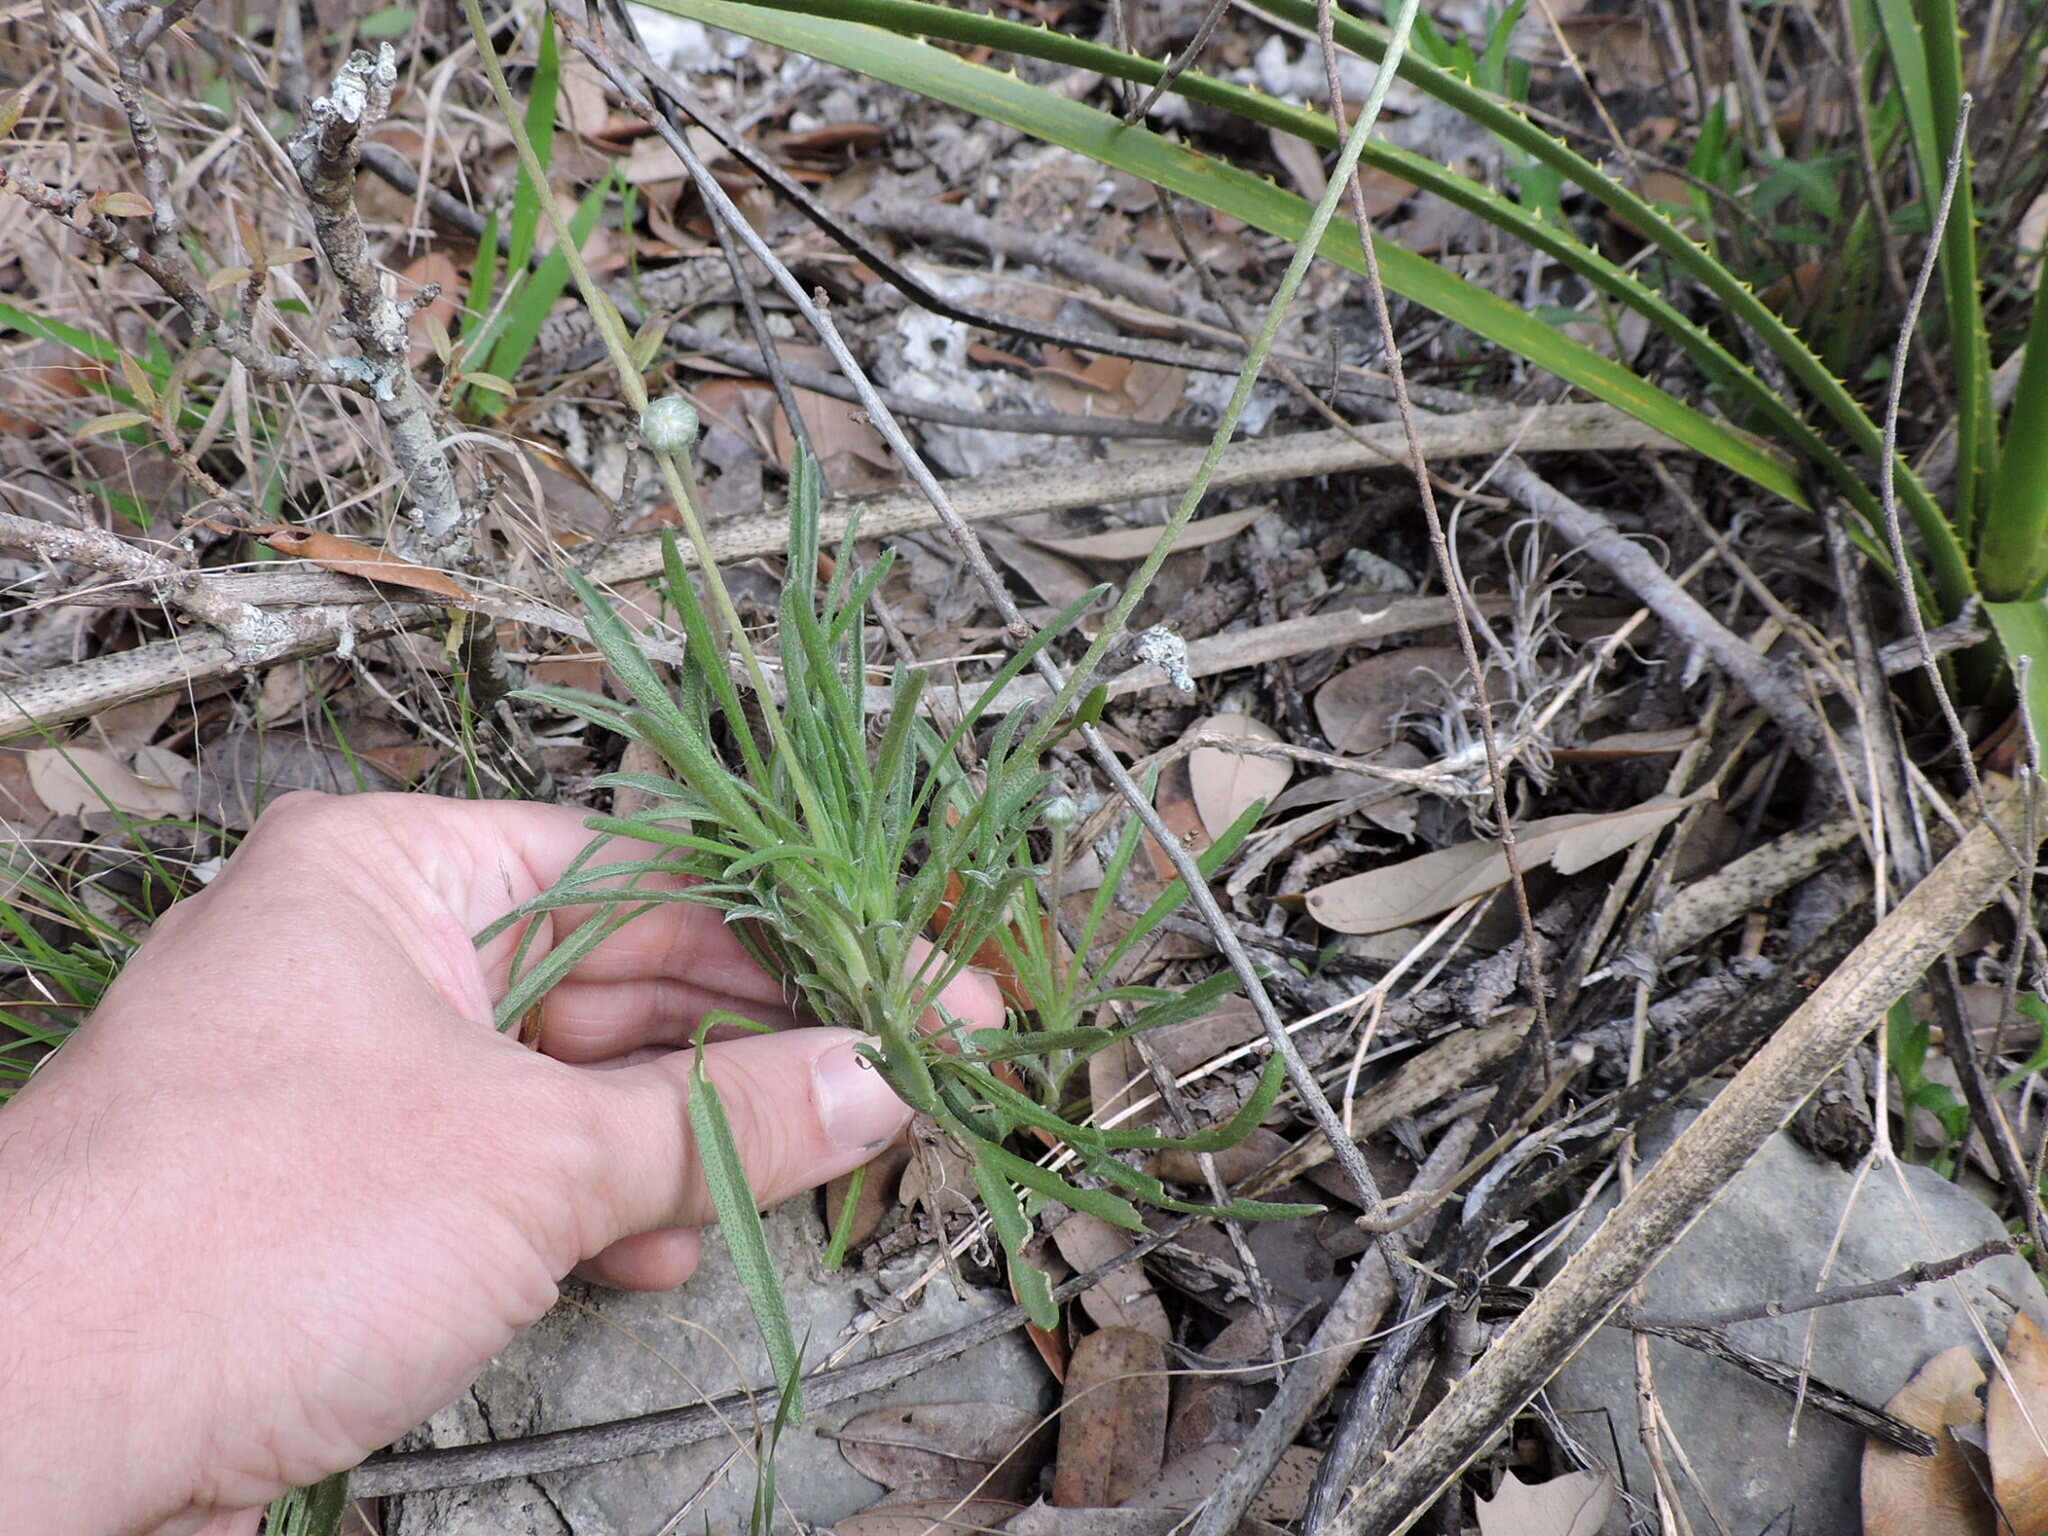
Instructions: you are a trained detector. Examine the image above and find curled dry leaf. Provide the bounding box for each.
[1051,1213,1170,1340]
[255,528,469,601]
[1988,1312,2048,1534]
[1473,1470,1615,1536]
[24,744,190,818]
[831,1401,1050,1502]
[1187,713,1290,841]
[1051,1327,1169,1508]
[1305,792,1705,936]
[1861,1345,1996,1536]
[1024,503,1273,564]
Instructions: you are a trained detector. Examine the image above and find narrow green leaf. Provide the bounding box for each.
[1986,598,2048,751]
[690,1019,805,1422]
[507,9,559,278]
[971,1155,1057,1328]
[1981,286,2048,600]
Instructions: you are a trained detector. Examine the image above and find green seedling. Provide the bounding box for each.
[487,439,1316,1336]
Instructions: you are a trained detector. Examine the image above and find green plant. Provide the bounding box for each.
[1887,999,1969,1173]
[488,450,1314,1336]
[0,868,128,1101]
[635,0,2048,737]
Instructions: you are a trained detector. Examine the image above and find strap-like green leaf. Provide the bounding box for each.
[689,1019,805,1423]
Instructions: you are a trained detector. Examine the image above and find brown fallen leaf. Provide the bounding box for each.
[1305,793,1704,935]
[1862,1345,1996,1536]
[982,528,1098,610]
[399,250,463,367]
[1052,1327,1168,1508]
[1129,1442,1321,1520]
[1988,1313,2048,1535]
[824,1142,912,1259]
[186,730,404,830]
[1186,713,1289,842]
[1023,503,1272,564]
[1051,1213,1170,1340]
[1313,646,1467,756]
[832,1401,1050,1502]
[1005,1503,1182,1536]
[1527,794,1706,876]
[257,527,469,601]
[1551,725,1700,763]
[1142,774,1209,883]
[1149,1126,1291,1188]
[1473,1470,1614,1536]
[24,744,190,819]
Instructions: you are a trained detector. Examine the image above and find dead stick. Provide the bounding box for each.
[0,403,1667,742]
[1327,780,2044,1536]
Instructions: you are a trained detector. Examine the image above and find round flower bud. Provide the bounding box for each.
[1041,795,1080,831]
[639,395,700,455]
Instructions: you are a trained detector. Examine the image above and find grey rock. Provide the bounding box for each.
[388,1198,1054,1534]
[1546,1105,2047,1536]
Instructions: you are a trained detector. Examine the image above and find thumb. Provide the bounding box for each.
[579,1026,913,1247]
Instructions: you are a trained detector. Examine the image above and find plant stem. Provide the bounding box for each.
[461,0,837,840]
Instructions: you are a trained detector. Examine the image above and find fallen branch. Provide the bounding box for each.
[0,511,288,661]
[0,402,1673,741]
[1326,779,2043,1536]
[286,45,469,560]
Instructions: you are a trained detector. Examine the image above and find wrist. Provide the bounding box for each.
[0,1061,197,1535]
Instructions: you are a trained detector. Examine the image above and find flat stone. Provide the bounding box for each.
[388,1198,1054,1533]
[1546,1104,2048,1536]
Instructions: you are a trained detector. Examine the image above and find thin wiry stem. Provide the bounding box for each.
[1312,0,1554,1065]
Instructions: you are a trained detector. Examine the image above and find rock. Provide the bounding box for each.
[1546,1103,2048,1536]
[387,1198,1055,1534]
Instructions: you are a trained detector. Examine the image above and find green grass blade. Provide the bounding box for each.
[1906,0,1994,540]
[690,1014,805,1423]
[1986,598,2048,750]
[644,0,1806,511]
[659,531,770,781]
[495,902,652,1029]
[1982,287,2048,600]
[506,9,560,277]
[483,166,619,392]
[970,1154,1058,1328]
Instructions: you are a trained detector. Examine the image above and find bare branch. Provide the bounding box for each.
[0,509,289,661]
[286,46,469,559]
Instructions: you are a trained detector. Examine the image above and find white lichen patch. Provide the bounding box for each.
[1136,625,1194,692]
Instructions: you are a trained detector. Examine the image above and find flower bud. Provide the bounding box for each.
[1041,795,1080,831]
[639,395,700,455]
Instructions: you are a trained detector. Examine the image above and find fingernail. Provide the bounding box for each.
[814,1040,909,1150]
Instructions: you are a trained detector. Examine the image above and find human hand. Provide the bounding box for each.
[0,792,1001,1536]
